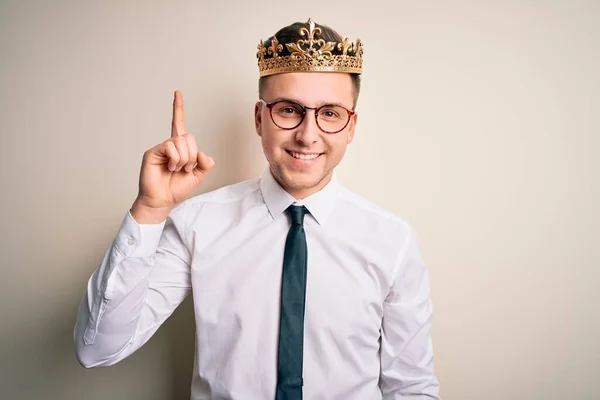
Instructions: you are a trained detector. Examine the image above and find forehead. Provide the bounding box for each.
[262,72,354,106]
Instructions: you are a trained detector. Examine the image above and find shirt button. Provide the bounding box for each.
[127,237,136,246]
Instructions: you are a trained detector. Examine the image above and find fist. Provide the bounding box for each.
[131,91,214,223]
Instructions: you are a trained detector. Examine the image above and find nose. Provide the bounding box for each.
[295,109,320,146]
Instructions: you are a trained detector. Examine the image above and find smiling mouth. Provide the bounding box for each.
[286,150,323,160]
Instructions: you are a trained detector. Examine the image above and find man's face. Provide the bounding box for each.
[255,72,357,199]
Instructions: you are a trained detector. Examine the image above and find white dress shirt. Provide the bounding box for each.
[74,169,440,399]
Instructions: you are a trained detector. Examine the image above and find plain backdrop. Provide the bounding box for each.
[1,1,598,399]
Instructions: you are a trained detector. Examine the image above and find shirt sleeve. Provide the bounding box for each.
[73,203,192,368]
[379,226,441,399]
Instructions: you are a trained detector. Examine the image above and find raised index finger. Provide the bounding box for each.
[171,90,186,138]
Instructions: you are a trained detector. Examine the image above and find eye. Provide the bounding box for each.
[280,107,299,115]
[319,108,342,119]
[274,102,303,117]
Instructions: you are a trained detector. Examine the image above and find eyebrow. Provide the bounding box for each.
[270,97,351,109]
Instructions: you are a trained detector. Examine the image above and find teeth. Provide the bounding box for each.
[291,152,320,160]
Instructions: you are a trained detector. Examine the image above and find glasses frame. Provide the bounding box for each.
[259,98,355,134]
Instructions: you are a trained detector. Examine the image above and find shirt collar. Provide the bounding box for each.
[260,167,341,225]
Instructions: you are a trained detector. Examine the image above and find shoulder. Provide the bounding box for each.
[186,178,261,206]
[169,177,262,221]
[336,185,413,234]
[332,184,418,264]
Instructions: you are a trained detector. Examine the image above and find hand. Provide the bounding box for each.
[131,91,214,223]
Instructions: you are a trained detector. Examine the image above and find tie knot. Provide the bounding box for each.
[286,205,308,226]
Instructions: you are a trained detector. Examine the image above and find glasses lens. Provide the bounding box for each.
[317,105,350,133]
[271,101,304,129]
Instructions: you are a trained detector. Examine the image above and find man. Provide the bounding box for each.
[74,18,440,399]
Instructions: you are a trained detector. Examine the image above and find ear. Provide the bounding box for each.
[346,112,358,144]
[254,101,263,137]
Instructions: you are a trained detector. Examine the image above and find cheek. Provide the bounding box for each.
[326,136,348,155]
[261,128,284,155]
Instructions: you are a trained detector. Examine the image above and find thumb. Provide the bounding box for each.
[193,151,215,178]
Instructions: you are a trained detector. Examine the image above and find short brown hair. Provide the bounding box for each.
[258,20,362,108]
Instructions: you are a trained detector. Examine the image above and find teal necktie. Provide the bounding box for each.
[276,205,309,400]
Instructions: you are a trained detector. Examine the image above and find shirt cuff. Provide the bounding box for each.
[114,211,166,258]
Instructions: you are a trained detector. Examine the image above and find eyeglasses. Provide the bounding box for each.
[259,99,355,134]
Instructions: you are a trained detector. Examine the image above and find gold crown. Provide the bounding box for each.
[257,18,363,77]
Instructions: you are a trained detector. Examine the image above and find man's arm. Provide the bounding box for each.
[74,90,214,367]
[73,205,191,368]
[379,226,440,399]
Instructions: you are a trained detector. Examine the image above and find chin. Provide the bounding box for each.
[278,166,331,194]
[288,176,321,191]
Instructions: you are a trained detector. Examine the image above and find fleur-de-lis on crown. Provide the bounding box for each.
[257,40,267,60]
[285,18,337,61]
[338,37,352,57]
[268,37,283,58]
[353,38,364,57]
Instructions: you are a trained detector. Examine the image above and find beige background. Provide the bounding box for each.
[1,0,598,399]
